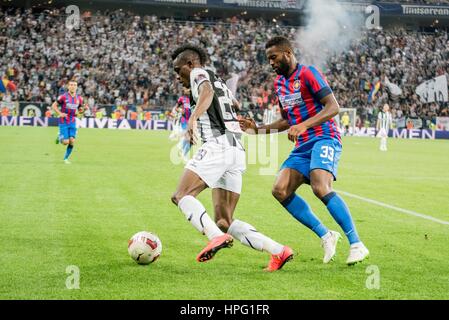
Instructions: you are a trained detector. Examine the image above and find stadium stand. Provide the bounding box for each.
[0,5,448,127]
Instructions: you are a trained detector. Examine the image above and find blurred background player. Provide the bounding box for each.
[170,44,293,271]
[340,112,350,136]
[377,104,393,152]
[176,88,192,160]
[52,79,86,164]
[169,103,181,141]
[240,36,369,265]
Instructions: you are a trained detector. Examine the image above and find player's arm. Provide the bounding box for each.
[239,108,290,135]
[52,97,66,117]
[77,97,88,115]
[287,93,339,141]
[186,81,214,144]
[232,97,241,111]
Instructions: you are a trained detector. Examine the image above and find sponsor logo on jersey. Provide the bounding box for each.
[66,103,79,110]
[279,92,303,107]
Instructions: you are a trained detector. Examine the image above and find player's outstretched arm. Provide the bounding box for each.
[239,117,290,135]
[287,93,339,142]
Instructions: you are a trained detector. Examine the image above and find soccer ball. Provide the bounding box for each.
[128,231,162,265]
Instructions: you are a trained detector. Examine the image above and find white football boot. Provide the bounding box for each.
[321,230,342,263]
[346,242,369,265]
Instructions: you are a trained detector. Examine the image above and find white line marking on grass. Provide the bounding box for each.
[336,190,449,226]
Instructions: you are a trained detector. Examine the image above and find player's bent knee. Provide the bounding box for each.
[62,140,69,145]
[272,186,288,202]
[311,183,331,200]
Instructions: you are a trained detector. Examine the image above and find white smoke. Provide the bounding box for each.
[296,0,364,69]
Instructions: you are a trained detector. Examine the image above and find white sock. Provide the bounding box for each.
[178,195,223,240]
[228,219,283,255]
[381,137,387,150]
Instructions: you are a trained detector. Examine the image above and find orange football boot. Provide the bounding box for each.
[264,246,294,272]
[196,234,233,262]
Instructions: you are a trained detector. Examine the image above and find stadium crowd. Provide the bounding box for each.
[0,6,448,128]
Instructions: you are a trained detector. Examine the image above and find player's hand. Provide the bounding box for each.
[59,113,67,118]
[186,118,198,145]
[238,117,257,134]
[287,123,307,142]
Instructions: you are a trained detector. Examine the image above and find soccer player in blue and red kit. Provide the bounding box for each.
[177,88,192,158]
[239,36,369,265]
[52,79,85,164]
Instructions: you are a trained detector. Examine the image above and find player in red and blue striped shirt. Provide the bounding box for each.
[239,36,369,265]
[52,79,85,164]
[176,89,192,159]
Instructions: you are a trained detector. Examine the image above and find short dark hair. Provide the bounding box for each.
[265,36,294,51]
[171,44,208,65]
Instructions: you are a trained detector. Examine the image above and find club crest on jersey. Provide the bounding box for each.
[293,80,301,90]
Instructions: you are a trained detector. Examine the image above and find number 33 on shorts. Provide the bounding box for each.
[312,140,342,179]
[320,146,334,163]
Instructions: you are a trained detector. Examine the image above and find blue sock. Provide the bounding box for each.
[281,193,328,238]
[322,192,360,244]
[182,140,191,156]
[64,144,74,160]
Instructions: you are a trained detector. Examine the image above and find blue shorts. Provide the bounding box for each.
[59,122,77,140]
[280,139,342,183]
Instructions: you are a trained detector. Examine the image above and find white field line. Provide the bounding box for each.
[336,190,449,226]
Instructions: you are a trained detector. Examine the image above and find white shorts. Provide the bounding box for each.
[185,134,246,194]
[377,128,388,138]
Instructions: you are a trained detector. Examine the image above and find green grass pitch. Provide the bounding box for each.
[0,126,448,299]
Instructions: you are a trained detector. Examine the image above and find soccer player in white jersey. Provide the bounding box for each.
[170,45,293,271]
[377,104,393,151]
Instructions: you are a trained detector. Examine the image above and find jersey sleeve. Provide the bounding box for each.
[190,68,210,98]
[304,66,332,101]
[57,95,65,106]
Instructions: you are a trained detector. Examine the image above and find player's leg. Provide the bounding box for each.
[379,129,387,151]
[59,124,71,162]
[178,124,191,159]
[171,169,224,240]
[172,145,233,262]
[57,123,65,145]
[212,187,293,272]
[310,140,369,265]
[64,125,77,162]
[272,165,340,263]
[212,145,294,272]
[169,119,177,140]
[272,166,329,239]
[381,136,387,151]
